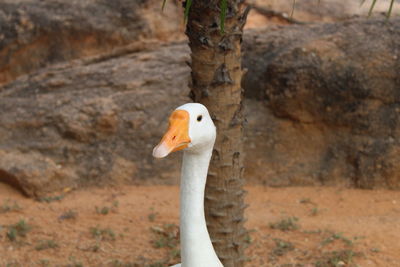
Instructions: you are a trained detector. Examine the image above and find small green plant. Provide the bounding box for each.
[95,206,110,215]
[67,256,84,267]
[148,212,158,222]
[95,200,119,215]
[6,227,17,241]
[147,262,166,267]
[244,233,252,244]
[130,256,171,267]
[6,219,32,241]
[148,223,180,266]
[271,238,295,256]
[89,242,101,252]
[151,223,179,249]
[169,248,181,260]
[90,225,116,241]
[269,217,300,231]
[111,258,125,265]
[299,197,313,204]
[371,247,380,253]
[0,199,22,213]
[303,229,322,234]
[148,207,159,222]
[148,213,156,222]
[59,210,78,221]
[109,260,134,267]
[37,259,51,267]
[315,249,361,267]
[243,228,256,246]
[38,195,64,203]
[321,232,353,247]
[311,207,320,216]
[35,239,59,250]
[5,262,20,267]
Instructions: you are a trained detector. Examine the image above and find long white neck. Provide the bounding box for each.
[180,148,223,267]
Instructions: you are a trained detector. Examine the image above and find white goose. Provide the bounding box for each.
[153,103,223,267]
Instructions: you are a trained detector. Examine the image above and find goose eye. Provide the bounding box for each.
[197,115,202,122]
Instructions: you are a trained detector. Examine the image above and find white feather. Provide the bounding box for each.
[155,103,223,267]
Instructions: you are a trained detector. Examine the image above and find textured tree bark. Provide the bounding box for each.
[186,1,250,266]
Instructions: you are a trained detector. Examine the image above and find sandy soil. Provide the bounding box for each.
[0,183,399,267]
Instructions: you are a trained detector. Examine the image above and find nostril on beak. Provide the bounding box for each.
[172,136,176,141]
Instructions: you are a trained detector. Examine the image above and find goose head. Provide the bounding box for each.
[153,103,216,158]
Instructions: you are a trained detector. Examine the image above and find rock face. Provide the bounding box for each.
[243,17,400,189]
[1,16,400,197]
[246,0,400,30]
[0,42,191,197]
[0,0,183,85]
[248,0,400,23]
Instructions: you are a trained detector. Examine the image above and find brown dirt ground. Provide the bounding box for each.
[0,183,399,267]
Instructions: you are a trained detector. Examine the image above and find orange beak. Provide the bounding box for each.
[152,110,191,158]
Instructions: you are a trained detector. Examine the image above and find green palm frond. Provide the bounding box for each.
[387,0,395,18]
[184,0,193,24]
[368,0,378,16]
[220,0,228,34]
[363,0,395,18]
[164,0,396,32]
[291,0,296,17]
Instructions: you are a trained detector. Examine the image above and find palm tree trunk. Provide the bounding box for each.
[186,1,250,266]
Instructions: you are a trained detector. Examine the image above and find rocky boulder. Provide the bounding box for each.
[0,0,183,85]
[247,0,400,24]
[0,42,191,197]
[243,17,400,189]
